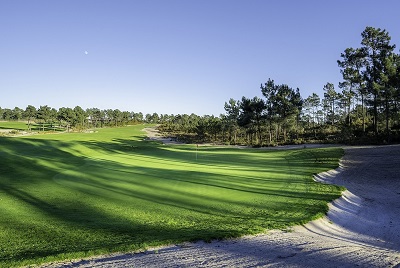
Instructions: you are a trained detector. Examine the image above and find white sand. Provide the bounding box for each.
[41,137,400,267]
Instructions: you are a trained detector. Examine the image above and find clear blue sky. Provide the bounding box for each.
[1,0,399,116]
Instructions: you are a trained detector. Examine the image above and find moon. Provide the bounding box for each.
[84,51,88,55]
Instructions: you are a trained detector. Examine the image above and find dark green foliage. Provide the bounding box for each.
[336,26,400,142]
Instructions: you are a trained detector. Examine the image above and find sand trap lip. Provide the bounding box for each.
[41,143,400,267]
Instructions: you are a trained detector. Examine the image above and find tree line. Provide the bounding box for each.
[2,27,399,145]
[0,105,160,132]
[160,26,400,145]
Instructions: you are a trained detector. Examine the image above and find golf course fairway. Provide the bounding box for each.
[0,125,344,267]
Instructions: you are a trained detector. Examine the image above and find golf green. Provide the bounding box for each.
[0,125,344,267]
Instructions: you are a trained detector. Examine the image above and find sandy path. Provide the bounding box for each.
[43,144,400,268]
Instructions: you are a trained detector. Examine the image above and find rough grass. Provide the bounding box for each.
[0,124,344,267]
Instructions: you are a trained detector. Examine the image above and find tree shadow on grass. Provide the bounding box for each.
[86,136,341,177]
[0,137,188,266]
[0,135,343,267]
[80,137,343,199]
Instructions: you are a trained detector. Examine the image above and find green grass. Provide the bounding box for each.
[0,124,344,267]
[0,121,65,132]
[0,121,29,131]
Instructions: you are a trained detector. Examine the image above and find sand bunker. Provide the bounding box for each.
[142,127,182,145]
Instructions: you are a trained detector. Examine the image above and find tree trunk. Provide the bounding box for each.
[269,121,273,144]
[283,128,287,143]
[373,93,378,135]
[386,98,390,142]
[361,94,366,134]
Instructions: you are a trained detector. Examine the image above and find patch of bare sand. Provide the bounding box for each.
[41,145,400,268]
[142,127,182,145]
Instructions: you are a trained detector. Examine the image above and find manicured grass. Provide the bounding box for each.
[0,121,29,130]
[0,121,64,132]
[0,125,344,267]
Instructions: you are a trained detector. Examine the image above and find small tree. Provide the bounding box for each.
[36,105,51,131]
[323,82,339,125]
[238,96,265,145]
[73,106,87,130]
[224,98,240,144]
[23,105,37,131]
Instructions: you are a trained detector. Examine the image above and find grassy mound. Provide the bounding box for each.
[0,124,344,267]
